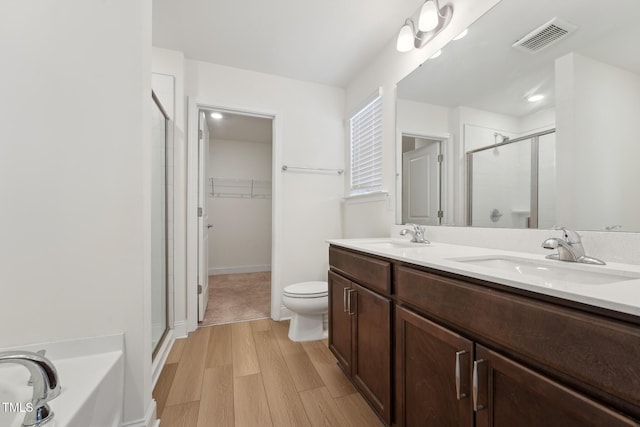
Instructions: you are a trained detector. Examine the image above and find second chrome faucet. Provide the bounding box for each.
[541,226,605,265]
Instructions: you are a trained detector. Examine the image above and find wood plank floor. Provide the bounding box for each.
[153,319,384,427]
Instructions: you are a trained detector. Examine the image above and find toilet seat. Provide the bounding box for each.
[283,281,328,299]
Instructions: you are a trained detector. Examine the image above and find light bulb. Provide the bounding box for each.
[527,94,544,102]
[453,29,468,40]
[210,112,223,119]
[418,0,439,32]
[397,23,414,52]
[430,49,442,59]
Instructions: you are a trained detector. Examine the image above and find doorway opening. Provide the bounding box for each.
[197,108,274,326]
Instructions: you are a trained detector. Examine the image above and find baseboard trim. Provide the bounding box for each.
[209,264,271,275]
[279,305,292,320]
[173,320,187,339]
[152,330,175,390]
[122,399,157,427]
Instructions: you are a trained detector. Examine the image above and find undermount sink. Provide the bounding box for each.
[449,255,639,286]
[359,239,426,249]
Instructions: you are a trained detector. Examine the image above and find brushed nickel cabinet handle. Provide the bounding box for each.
[343,287,348,313]
[348,290,356,315]
[455,350,469,400]
[473,359,486,412]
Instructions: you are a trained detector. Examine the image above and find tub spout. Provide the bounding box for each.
[0,350,61,426]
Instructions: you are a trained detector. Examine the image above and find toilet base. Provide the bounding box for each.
[288,312,327,342]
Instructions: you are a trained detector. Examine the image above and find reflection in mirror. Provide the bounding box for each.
[395,0,640,231]
[466,128,556,229]
[401,134,444,225]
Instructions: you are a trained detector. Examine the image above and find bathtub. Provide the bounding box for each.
[0,334,124,427]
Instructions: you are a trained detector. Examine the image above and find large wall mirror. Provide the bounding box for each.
[395,0,640,232]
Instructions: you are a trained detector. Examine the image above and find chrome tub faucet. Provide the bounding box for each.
[0,350,61,426]
[541,226,605,265]
[400,223,430,244]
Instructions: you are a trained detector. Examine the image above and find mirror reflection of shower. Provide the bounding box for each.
[466,126,556,229]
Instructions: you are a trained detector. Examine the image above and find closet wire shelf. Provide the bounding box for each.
[209,178,272,199]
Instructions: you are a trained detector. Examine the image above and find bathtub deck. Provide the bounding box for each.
[153,319,383,426]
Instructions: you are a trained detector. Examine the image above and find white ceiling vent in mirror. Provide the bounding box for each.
[512,18,577,53]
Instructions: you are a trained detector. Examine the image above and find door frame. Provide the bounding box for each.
[186,97,282,332]
[395,130,451,226]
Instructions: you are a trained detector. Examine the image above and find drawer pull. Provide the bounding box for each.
[347,289,356,315]
[343,287,348,312]
[455,350,469,400]
[473,359,486,412]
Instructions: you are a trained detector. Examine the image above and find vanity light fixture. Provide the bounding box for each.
[210,112,223,119]
[527,94,544,102]
[396,0,454,52]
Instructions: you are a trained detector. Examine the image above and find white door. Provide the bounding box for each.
[402,143,441,225]
[197,111,210,322]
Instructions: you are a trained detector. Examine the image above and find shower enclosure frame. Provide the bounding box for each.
[466,128,556,228]
[151,91,171,360]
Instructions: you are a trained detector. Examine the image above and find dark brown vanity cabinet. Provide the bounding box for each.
[395,265,640,427]
[396,305,474,426]
[328,247,393,425]
[396,304,637,427]
[473,344,637,427]
[329,245,640,426]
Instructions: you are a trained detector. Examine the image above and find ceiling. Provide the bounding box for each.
[152,0,422,87]
[397,0,640,117]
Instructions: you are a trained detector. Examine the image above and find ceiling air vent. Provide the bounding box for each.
[512,18,577,53]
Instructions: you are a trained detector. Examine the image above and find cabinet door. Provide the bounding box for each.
[351,282,393,425]
[474,345,638,427]
[396,305,474,427]
[328,270,352,375]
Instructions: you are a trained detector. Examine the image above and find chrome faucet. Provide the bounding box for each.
[541,226,605,265]
[400,223,430,244]
[0,351,61,426]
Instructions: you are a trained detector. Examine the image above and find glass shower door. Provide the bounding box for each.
[468,139,532,228]
[466,129,556,229]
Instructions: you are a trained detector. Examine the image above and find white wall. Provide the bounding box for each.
[556,53,640,232]
[343,0,503,236]
[208,138,272,274]
[186,60,344,318]
[396,99,450,136]
[152,47,188,338]
[0,1,153,425]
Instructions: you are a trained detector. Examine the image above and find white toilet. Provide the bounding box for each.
[282,281,328,342]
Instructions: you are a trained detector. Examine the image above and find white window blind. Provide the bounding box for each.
[350,93,382,194]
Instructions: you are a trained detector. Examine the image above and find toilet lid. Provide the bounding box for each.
[283,281,328,298]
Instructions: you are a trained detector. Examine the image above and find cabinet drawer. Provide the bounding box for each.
[329,246,391,294]
[396,265,640,416]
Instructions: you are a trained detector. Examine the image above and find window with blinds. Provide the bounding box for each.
[349,93,382,194]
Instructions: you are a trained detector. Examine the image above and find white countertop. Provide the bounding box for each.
[327,238,640,317]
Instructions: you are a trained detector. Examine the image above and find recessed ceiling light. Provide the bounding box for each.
[210,112,223,119]
[430,49,442,59]
[453,29,468,40]
[527,94,544,102]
